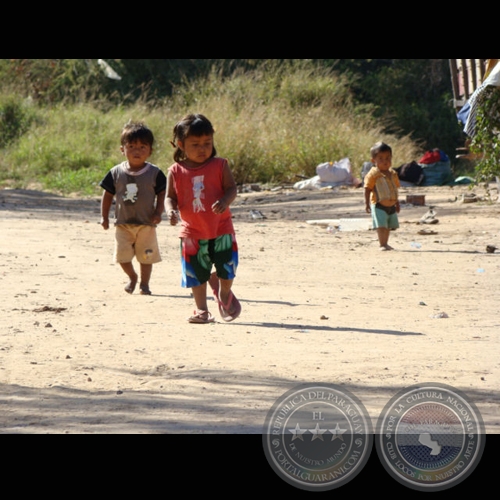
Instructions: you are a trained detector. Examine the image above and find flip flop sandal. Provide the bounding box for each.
[208,272,241,322]
[187,310,215,324]
[217,291,242,322]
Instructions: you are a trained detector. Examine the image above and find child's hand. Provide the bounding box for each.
[151,211,162,225]
[212,199,227,214]
[101,217,109,230]
[167,209,179,226]
[365,205,371,214]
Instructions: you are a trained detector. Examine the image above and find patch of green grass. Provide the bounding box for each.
[43,167,106,196]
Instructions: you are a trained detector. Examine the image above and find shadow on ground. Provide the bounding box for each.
[1,371,498,434]
[0,189,100,220]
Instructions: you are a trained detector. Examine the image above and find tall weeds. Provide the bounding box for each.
[0,60,423,195]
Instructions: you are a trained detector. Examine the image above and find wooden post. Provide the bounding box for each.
[461,58,469,99]
[449,59,461,110]
[470,59,478,92]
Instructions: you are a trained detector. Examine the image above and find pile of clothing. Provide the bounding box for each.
[395,149,454,187]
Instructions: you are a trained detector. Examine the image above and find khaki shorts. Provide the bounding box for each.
[114,224,161,264]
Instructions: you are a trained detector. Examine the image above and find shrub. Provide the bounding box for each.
[0,94,36,148]
[470,87,500,182]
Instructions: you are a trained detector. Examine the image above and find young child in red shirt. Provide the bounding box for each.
[166,113,241,323]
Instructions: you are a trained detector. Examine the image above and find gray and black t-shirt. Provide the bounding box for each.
[100,161,166,225]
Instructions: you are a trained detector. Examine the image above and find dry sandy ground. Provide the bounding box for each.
[0,183,499,436]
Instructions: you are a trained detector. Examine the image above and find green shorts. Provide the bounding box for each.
[180,234,238,288]
[371,204,399,230]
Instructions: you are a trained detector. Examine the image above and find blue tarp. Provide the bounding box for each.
[420,161,454,186]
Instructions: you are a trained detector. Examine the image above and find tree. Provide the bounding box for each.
[321,59,464,158]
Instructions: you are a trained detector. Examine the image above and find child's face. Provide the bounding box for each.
[121,140,152,169]
[372,151,392,172]
[179,134,213,165]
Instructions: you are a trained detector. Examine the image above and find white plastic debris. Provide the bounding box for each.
[97,59,122,80]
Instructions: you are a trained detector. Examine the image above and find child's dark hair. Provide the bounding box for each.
[121,120,155,147]
[370,141,392,158]
[171,113,216,162]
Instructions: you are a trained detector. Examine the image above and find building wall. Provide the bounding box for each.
[449,59,490,110]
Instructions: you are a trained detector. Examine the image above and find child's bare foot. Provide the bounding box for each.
[124,274,138,294]
[139,284,152,295]
[379,244,394,251]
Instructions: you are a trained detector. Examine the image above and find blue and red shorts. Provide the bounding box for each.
[180,233,238,288]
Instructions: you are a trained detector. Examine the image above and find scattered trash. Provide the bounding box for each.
[421,218,439,225]
[431,312,449,319]
[293,158,360,190]
[419,208,439,225]
[307,219,339,227]
[249,209,266,220]
[461,193,478,203]
[454,176,474,185]
[486,245,497,253]
[419,301,427,306]
[410,242,422,249]
[406,194,426,206]
[477,268,485,273]
[98,59,122,80]
[418,229,438,235]
[338,218,372,232]
[240,184,263,193]
[301,216,371,231]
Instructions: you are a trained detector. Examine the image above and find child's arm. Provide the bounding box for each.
[166,171,179,226]
[152,190,166,225]
[212,160,237,214]
[101,190,114,230]
[364,187,372,213]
